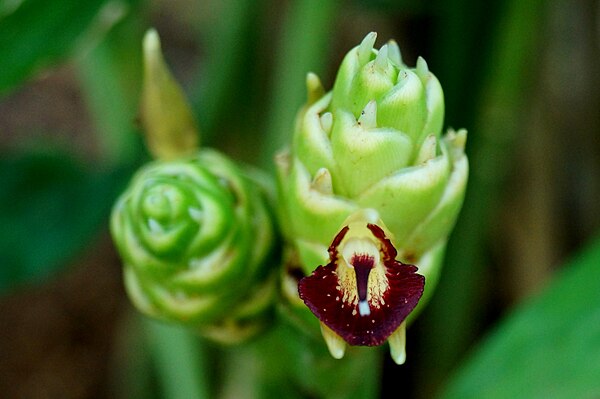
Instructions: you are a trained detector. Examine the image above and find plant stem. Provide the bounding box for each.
[143,318,210,399]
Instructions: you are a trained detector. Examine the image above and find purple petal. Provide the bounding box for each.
[298,224,425,346]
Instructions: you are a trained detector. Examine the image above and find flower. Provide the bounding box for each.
[111,149,276,343]
[299,210,424,363]
[276,32,468,363]
[110,30,277,343]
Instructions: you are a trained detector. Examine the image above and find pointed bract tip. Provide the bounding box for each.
[140,27,200,159]
[387,40,402,66]
[358,32,377,65]
[143,29,164,72]
[306,72,325,104]
[415,134,437,164]
[445,128,468,159]
[416,56,429,81]
[388,322,407,365]
[374,44,389,70]
[453,128,468,150]
[311,168,333,195]
[143,28,160,53]
[320,112,333,135]
[320,322,346,359]
[358,100,377,129]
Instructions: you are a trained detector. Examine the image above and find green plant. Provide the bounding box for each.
[2,1,599,398]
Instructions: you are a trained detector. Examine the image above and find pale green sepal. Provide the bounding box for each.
[320,322,347,359]
[388,321,406,365]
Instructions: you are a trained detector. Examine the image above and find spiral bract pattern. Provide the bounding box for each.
[111,149,275,342]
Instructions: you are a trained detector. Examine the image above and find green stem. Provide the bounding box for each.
[416,0,548,397]
[143,318,210,399]
[219,321,381,399]
[260,0,339,169]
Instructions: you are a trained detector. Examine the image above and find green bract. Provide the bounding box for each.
[277,32,468,314]
[111,149,276,343]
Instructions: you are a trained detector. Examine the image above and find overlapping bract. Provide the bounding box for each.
[277,33,468,358]
[111,149,276,343]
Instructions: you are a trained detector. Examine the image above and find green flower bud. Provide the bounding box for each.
[111,149,276,343]
[277,33,468,361]
[141,29,200,160]
[110,29,278,343]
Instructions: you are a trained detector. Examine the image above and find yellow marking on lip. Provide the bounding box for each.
[334,228,390,309]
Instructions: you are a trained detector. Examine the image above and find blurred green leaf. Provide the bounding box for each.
[260,0,339,168]
[441,235,600,399]
[77,5,145,166]
[0,0,107,94]
[0,149,130,293]
[416,0,547,394]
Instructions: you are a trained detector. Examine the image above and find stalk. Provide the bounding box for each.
[144,319,210,399]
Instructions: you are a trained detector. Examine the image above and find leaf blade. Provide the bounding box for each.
[441,235,600,399]
[0,0,106,94]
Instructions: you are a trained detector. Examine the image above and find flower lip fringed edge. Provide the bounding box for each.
[298,210,425,350]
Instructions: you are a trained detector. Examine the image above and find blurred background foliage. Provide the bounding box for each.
[0,0,599,398]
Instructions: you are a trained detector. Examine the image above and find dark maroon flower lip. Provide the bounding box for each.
[298,221,425,346]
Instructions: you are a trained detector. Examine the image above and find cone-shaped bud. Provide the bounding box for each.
[141,29,199,159]
[111,149,276,343]
[277,33,469,361]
